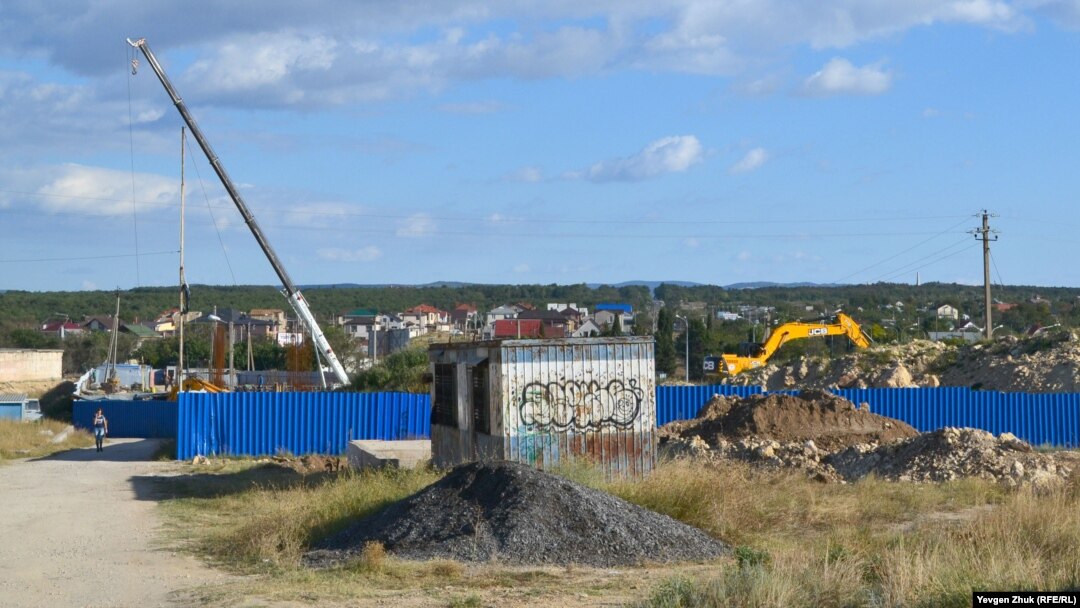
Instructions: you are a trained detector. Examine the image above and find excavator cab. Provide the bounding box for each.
[737,342,765,357]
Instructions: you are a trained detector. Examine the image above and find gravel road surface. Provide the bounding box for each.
[0,438,230,608]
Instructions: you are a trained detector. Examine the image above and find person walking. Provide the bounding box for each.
[93,408,108,452]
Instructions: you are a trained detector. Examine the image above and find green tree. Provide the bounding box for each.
[687,318,707,381]
[655,307,677,375]
[6,328,60,349]
[349,348,429,393]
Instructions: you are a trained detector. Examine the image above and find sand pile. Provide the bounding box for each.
[304,461,728,567]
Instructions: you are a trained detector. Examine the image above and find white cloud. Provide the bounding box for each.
[186,34,337,92]
[396,212,436,237]
[35,164,177,216]
[513,263,530,273]
[684,237,700,248]
[922,107,941,118]
[800,58,892,97]
[507,166,544,182]
[729,147,769,174]
[81,280,98,290]
[579,135,703,183]
[317,246,382,262]
[736,250,753,261]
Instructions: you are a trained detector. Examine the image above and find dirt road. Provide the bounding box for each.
[0,438,231,608]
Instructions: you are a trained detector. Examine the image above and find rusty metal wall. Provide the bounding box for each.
[497,337,656,477]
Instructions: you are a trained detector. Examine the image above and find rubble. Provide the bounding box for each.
[659,392,1075,488]
[304,461,729,568]
[825,427,1072,489]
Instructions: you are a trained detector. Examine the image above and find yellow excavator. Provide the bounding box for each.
[164,377,227,401]
[717,312,870,375]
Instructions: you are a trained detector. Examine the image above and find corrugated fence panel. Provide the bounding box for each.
[161,386,1080,459]
[73,400,177,438]
[655,384,763,426]
[655,386,1080,448]
[177,392,433,459]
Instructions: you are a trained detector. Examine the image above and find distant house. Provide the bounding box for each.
[119,323,160,346]
[249,309,286,333]
[152,308,202,337]
[936,305,959,321]
[716,311,741,321]
[344,314,390,340]
[402,304,449,333]
[485,305,519,326]
[337,308,379,326]
[1028,295,1050,306]
[594,303,634,330]
[571,319,602,338]
[39,321,84,339]
[450,304,479,331]
[82,316,115,332]
[516,309,569,334]
[993,302,1017,313]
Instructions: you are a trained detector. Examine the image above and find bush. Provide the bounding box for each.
[349,349,429,393]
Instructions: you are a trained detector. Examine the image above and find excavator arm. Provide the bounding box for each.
[719,312,870,375]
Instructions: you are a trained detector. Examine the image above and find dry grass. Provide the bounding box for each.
[0,418,94,461]
[156,455,1080,607]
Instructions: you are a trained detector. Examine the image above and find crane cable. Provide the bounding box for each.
[184,130,238,285]
[125,44,142,285]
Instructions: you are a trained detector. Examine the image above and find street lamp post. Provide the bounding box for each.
[675,314,689,383]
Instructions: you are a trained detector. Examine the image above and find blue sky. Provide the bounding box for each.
[1,1,1078,291]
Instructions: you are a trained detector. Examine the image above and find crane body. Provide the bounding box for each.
[127,37,349,386]
[719,312,870,375]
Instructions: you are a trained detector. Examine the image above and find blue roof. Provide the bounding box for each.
[595,303,632,313]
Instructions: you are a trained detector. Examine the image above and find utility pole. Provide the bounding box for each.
[972,210,999,340]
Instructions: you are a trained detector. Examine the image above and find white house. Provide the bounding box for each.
[936,305,959,321]
[571,319,603,337]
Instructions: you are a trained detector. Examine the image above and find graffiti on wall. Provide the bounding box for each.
[519,378,644,431]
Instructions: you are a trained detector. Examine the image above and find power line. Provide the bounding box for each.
[0,190,970,226]
[871,238,976,283]
[832,217,972,284]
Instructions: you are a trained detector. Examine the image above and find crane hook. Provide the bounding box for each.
[131,58,139,75]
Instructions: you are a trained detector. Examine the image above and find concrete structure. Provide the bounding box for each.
[427,336,656,478]
[346,439,431,470]
[0,348,64,383]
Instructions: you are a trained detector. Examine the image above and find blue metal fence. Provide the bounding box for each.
[655,385,1080,448]
[73,399,177,438]
[155,386,1080,458]
[177,391,431,460]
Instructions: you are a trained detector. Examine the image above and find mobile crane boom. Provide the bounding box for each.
[719,312,870,375]
[127,37,349,385]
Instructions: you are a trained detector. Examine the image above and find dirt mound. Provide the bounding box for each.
[304,461,728,567]
[825,427,1073,489]
[661,390,918,452]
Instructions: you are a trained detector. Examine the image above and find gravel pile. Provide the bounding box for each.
[660,389,918,452]
[825,427,1073,489]
[304,461,729,567]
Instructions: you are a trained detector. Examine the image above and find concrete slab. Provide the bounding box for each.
[347,439,431,470]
